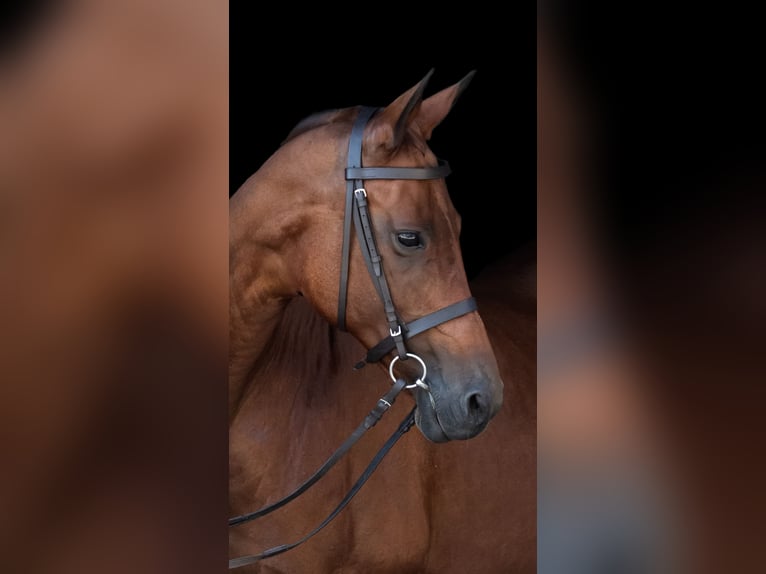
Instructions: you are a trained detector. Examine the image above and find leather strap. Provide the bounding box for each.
[358,297,479,367]
[345,160,451,180]
[337,106,452,350]
[337,106,377,331]
[229,407,417,569]
[228,378,407,527]
[351,187,408,358]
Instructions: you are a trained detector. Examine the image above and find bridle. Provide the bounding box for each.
[338,105,477,367]
[228,106,478,569]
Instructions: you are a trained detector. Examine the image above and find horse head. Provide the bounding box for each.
[243,70,504,442]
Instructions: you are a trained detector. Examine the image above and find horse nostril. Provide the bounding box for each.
[465,390,489,423]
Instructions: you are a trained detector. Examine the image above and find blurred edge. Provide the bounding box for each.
[539,2,766,573]
[3,1,766,573]
[0,1,228,573]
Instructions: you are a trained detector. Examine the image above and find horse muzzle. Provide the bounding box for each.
[411,369,503,442]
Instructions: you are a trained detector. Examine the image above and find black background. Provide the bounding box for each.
[229,6,537,280]
[541,1,766,272]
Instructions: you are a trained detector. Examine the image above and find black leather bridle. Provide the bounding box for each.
[339,106,477,368]
[228,107,478,569]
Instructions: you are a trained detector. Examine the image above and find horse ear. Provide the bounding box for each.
[367,68,435,153]
[415,69,476,141]
[367,70,476,153]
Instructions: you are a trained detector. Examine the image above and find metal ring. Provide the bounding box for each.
[388,353,428,390]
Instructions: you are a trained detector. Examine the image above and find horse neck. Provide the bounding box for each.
[231,295,373,425]
[229,172,305,410]
[229,155,342,414]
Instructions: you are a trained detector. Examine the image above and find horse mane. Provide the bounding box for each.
[281,108,356,145]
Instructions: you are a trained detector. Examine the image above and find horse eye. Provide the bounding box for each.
[396,231,422,248]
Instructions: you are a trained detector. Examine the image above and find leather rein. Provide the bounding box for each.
[228,107,477,569]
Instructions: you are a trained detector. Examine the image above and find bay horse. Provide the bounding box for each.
[229,70,535,572]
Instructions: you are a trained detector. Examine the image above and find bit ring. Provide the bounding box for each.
[388,353,429,390]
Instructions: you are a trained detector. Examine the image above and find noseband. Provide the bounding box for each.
[338,106,478,369]
[228,107,479,568]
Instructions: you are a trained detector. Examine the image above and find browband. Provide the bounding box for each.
[346,160,451,181]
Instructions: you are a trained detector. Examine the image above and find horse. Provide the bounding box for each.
[229,70,535,573]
